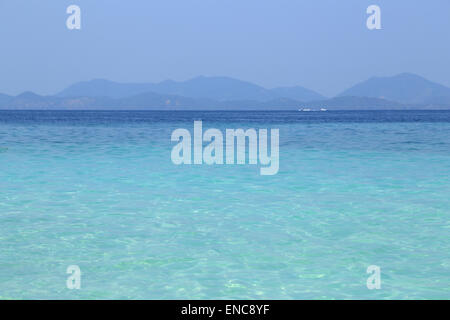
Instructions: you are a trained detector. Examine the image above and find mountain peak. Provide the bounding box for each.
[395,72,423,78]
[17,91,41,99]
[368,72,423,81]
[339,73,450,105]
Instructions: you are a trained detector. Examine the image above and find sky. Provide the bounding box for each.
[0,0,449,97]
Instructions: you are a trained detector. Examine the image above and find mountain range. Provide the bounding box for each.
[57,76,326,102]
[1,73,450,110]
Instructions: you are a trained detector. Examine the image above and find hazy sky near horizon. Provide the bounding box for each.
[1,0,449,97]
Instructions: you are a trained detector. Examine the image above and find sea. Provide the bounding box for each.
[0,110,449,299]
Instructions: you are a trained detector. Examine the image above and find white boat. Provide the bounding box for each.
[320,108,327,111]
[298,108,311,112]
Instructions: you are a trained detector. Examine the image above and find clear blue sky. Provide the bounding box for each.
[1,0,449,97]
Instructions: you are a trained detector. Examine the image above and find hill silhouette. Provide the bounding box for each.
[57,76,325,102]
[1,73,450,109]
[339,73,450,105]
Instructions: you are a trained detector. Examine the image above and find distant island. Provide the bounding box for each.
[1,73,450,110]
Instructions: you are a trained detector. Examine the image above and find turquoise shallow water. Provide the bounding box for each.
[0,110,449,299]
